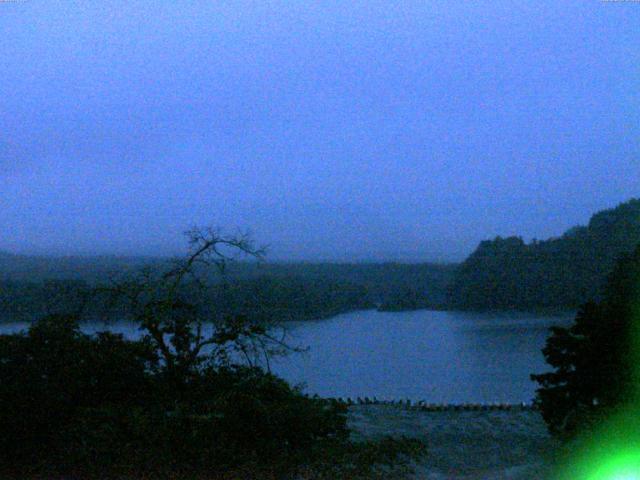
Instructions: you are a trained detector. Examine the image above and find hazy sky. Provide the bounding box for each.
[1,1,638,261]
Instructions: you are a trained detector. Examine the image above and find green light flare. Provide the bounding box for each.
[555,407,640,479]
[556,298,640,480]
[585,451,640,480]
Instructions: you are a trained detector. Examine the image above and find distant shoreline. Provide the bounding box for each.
[0,306,576,325]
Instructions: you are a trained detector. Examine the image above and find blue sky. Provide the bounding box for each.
[1,1,638,261]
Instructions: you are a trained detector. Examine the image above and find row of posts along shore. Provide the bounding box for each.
[323,397,537,412]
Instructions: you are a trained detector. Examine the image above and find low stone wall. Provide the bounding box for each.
[326,396,537,412]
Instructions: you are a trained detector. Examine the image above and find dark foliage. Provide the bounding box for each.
[531,244,640,437]
[0,315,158,473]
[0,315,425,479]
[0,315,353,477]
[449,198,640,311]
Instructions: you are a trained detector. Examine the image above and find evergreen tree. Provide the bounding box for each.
[532,244,640,437]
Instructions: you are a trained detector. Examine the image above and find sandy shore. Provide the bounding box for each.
[347,405,558,479]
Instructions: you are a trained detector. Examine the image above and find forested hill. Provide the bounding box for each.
[0,255,456,322]
[447,198,640,311]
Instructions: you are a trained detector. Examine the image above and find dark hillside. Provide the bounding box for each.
[448,198,640,311]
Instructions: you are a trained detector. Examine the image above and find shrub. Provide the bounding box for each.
[0,315,423,479]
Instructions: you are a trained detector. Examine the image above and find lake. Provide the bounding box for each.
[0,309,573,404]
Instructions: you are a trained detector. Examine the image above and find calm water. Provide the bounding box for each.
[0,309,573,404]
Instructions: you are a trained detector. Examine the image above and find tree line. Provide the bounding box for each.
[0,258,456,322]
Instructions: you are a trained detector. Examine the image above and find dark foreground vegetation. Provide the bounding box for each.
[0,230,425,479]
[533,243,640,438]
[0,315,424,479]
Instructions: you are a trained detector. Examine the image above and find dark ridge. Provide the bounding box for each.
[447,198,640,311]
